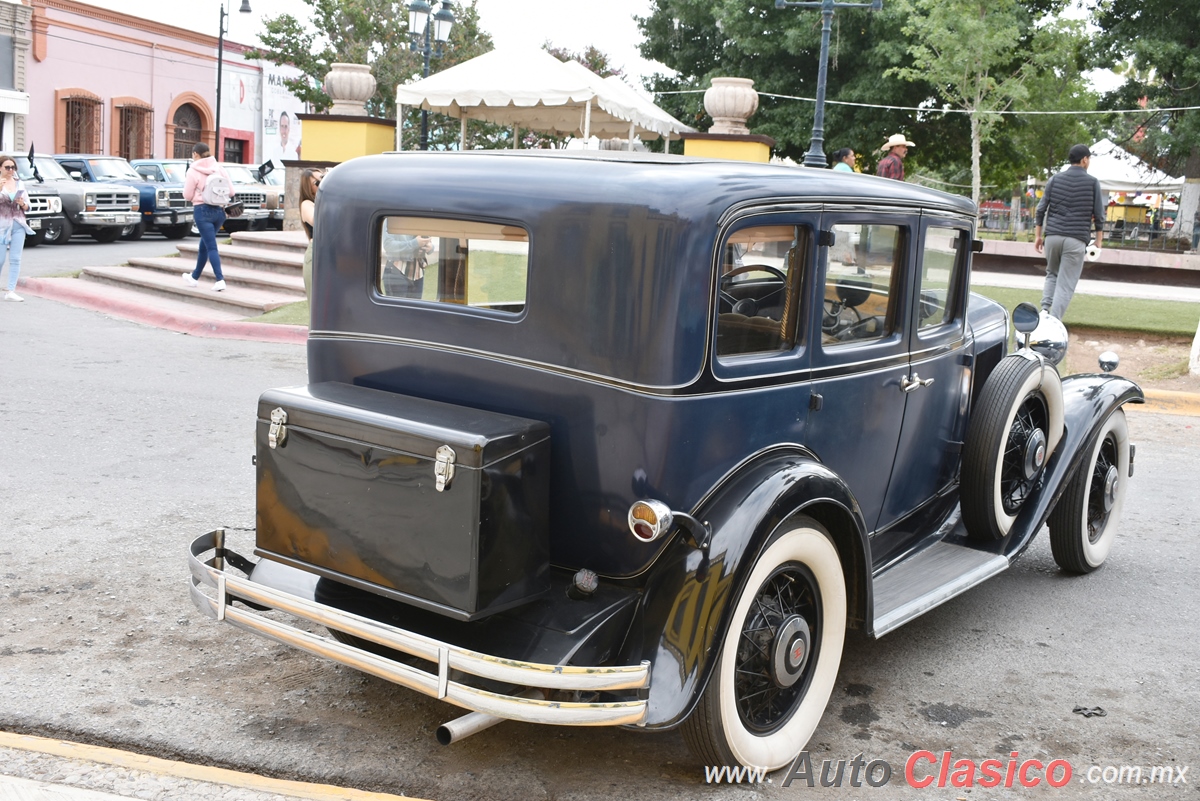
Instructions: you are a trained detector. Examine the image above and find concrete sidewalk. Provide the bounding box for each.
[0,733,420,801]
[970,267,1200,303]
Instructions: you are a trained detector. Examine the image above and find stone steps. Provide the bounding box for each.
[122,256,305,294]
[144,243,302,275]
[231,230,309,255]
[80,264,299,315]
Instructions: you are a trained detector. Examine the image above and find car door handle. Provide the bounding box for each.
[900,373,935,392]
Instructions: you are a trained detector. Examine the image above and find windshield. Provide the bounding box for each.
[13,156,73,182]
[261,170,283,186]
[222,165,258,185]
[160,163,189,182]
[89,159,143,180]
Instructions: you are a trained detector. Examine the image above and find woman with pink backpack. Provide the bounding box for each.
[182,142,233,291]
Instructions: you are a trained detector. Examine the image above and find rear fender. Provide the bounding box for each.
[1004,373,1143,561]
[624,449,870,729]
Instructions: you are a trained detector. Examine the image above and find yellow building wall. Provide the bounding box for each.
[683,139,771,163]
[301,119,395,163]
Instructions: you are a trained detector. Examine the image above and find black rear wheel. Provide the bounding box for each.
[682,516,846,770]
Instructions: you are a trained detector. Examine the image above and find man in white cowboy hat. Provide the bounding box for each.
[876,133,914,181]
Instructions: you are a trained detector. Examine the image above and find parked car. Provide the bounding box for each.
[13,179,64,249]
[189,152,1142,770]
[11,154,139,244]
[219,162,279,232]
[54,154,191,240]
[256,164,285,230]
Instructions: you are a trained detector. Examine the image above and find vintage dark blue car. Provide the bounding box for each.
[189,151,1141,771]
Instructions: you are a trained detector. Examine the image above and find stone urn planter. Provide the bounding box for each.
[324,63,376,116]
[704,77,758,135]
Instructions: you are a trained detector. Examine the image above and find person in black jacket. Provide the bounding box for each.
[1034,144,1105,319]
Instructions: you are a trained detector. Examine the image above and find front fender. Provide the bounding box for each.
[622,450,870,729]
[1003,373,1143,561]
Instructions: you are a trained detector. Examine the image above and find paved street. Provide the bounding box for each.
[21,236,190,281]
[1,295,1198,800]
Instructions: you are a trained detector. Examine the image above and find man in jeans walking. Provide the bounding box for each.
[1034,144,1105,319]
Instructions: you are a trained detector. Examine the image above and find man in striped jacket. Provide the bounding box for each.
[1034,144,1105,319]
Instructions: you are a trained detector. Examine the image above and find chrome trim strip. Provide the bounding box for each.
[308,330,701,394]
[189,531,649,726]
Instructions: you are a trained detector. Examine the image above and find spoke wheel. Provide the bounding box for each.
[962,355,1063,542]
[1048,410,1130,573]
[683,516,845,770]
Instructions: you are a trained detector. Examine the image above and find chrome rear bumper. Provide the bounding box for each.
[188,530,649,727]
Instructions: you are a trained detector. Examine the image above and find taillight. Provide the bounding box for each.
[628,499,673,543]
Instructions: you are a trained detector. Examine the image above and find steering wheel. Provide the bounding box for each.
[822,297,863,337]
[719,264,788,315]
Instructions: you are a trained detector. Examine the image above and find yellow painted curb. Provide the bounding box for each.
[1133,389,1200,417]
[0,731,425,801]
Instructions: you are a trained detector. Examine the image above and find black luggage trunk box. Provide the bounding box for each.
[255,382,551,620]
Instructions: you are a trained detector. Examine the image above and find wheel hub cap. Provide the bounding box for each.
[1023,428,1047,480]
[771,615,812,689]
[1102,464,1119,512]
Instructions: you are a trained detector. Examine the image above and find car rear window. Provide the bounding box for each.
[376,216,530,314]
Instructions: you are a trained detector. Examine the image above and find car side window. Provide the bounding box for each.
[918,226,967,331]
[823,223,902,346]
[716,224,808,358]
[376,216,529,314]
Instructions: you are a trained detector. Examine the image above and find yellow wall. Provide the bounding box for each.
[301,119,394,163]
[683,138,771,163]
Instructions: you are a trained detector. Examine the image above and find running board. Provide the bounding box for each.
[871,540,1008,637]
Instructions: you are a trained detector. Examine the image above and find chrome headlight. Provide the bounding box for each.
[84,192,96,207]
[1027,313,1069,367]
[157,188,168,204]
[50,197,62,213]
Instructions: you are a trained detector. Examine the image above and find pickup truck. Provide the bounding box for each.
[10,153,139,244]
[132,159,280,232]
[54,154,192,240]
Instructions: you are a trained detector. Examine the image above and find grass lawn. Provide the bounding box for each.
[971,285,1200,338]
[250,301,309,326]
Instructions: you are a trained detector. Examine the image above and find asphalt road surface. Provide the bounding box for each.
[21,234,189,281]
[1,297,1196,800]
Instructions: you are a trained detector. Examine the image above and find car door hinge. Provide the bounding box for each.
[809,392,824,411]
[818,230,836,248]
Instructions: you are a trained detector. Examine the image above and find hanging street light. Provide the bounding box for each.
[215,0,253,160]
[775,0,882,168]
[407,1,456,151]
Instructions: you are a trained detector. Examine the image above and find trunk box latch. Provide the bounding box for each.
[434,444,456,491]
[268,407,288,449]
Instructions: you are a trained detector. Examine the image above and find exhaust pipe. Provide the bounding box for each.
[436,689,544,745]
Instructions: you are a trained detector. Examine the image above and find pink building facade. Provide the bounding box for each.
[23,0,285,162]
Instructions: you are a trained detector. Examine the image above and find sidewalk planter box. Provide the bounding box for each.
[255,382,551,620]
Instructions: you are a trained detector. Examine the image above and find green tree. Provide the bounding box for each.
[1093,0,1200,245]
[544,43,624,79]
[888,0,1081,206]
[250,0,493,135]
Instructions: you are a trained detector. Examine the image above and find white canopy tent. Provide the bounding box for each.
[1081,138,1184,195]
[394,48,694,150]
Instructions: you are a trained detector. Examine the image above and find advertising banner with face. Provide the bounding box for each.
[263,65,307,162]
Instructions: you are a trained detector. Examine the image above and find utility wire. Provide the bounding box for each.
[656,88,1200,116]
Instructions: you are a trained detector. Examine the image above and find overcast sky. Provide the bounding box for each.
[80,0,668,85]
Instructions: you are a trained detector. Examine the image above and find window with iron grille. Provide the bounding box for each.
[65,97,103,153]
[223,137,245,163]
[117,106,153,161]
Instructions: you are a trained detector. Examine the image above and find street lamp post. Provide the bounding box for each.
[775,0,881,168]
[215,0,252,160]
[407,1,456,151]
